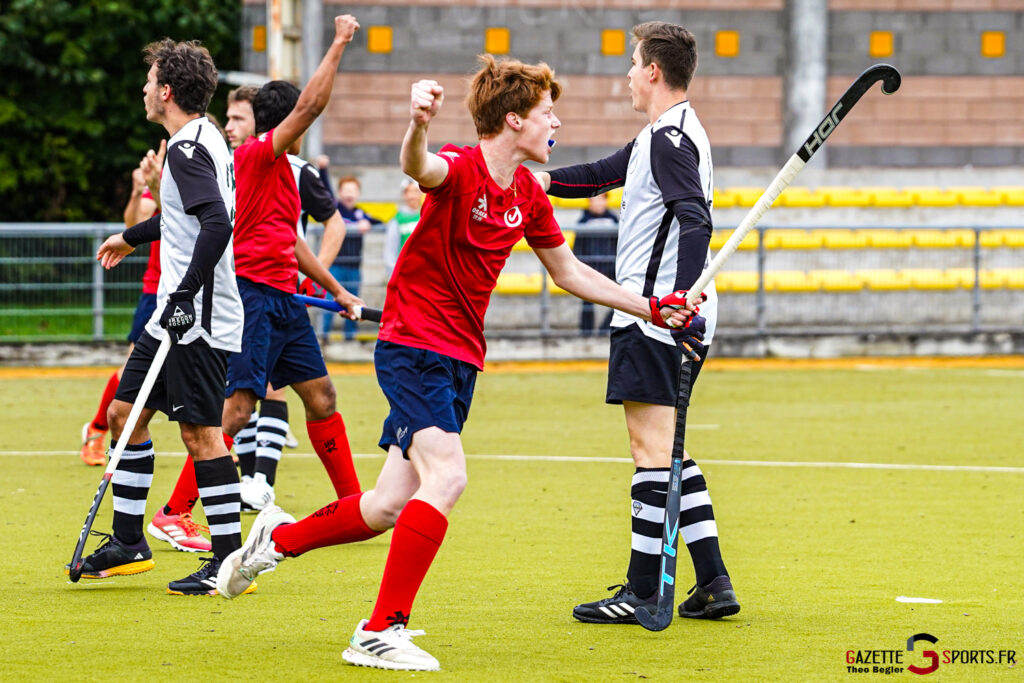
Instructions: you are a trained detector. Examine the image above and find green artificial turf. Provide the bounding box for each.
[0,366,1020,680]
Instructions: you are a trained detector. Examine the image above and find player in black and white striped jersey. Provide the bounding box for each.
[88,39,246,596]
[536,21,739,623]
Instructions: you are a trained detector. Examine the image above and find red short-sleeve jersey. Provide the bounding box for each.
[140,188,161,294]
[378,144,565,369]
[232,131,300,291]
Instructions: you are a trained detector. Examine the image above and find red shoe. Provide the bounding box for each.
[147,509,212,553]
[80,422,107,466]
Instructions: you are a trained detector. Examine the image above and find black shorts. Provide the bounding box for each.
[605,323,708,407]
[115,331,229,426]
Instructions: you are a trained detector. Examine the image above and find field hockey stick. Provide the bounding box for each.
[66,334,171,582]
[293,293,383,323]
[635,63,901,631]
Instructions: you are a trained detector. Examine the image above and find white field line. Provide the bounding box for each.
[7,450,1024,474]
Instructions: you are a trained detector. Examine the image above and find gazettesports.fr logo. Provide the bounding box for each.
[845,633,1017,675]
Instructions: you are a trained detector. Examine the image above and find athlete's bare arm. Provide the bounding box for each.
[316,210,346,270]
[271,15,359,157]
[295,235,361,318]
[401,80,448,189]
[534,242,694,326]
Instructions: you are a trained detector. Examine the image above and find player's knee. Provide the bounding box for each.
[106,401,130,436]
[304,383,337,420]
[223,401,252,436]
[428,468,467,507]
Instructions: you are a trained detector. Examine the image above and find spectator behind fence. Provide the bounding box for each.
[383,178,422,276]
[573,193,619,335]
[323,175,381,340]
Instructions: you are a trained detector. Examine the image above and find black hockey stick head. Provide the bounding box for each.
[66,561,84,583]
[797,64,902,163]
[635,600,674,631]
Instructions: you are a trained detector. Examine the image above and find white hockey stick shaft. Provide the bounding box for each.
[104,334,171,473]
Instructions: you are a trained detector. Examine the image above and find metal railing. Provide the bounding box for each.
[2,223,1024,342]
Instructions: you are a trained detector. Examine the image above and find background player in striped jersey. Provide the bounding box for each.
[536,21,739,623]
[216,55,698,671]
[83,38,245,596]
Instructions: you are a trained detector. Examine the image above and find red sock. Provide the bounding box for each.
[307,412,360,497]
[365,499,448,631]
[164,454,199,515]
[272,492,381,557]
[91,371,119,431]
[222,432,234,450]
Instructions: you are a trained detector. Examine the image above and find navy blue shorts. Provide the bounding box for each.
[128,293,157,343]
[226,278,327,399]
[375,341,478,457]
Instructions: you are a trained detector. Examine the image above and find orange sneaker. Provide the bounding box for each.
[147,508,213,552]
[79,422,107,466]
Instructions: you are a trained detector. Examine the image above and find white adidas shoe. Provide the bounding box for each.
[284,427,299,449]
[342,619,440,671]
[240,472,275,511]
[216,504,295,599]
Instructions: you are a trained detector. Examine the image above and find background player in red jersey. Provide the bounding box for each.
[217,55,698,672]
[220,15,364,511]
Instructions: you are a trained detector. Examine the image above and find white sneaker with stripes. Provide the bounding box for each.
[342,619,440,671]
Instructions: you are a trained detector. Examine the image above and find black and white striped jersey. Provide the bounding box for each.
[548,101,718,347]
[145,116,242,352]
[287,154,337,240]
[614,101,717,347]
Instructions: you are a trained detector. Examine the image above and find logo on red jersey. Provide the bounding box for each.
[472,194,489,223]
[504,206,522,228]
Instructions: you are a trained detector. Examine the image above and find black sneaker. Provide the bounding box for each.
[572,583,657,624]
[66,531,155,579]
[678,575,741,619]
[167,556,257,596]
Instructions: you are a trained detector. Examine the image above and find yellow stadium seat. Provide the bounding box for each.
[710,229,759,251]
[912,230,961,248]
[945,268,976,288]
[360,202,398,222]
[812,270,863,292]
[865,187,914,208]
[905,186,958,207]
[1003,269,1024,288]
[725,187,768,207]
[712,188,735,208]
[763,229,824,249]
[905,269,958,290]
[714,271,760,293]
[494,272,542,295]
[765,270,816,292]
[992,186,1024,206]
[979,230,1005,248]
[952,186,1003,207]
[862,229,913,248]
[1001,230,1024,247]
[859,269,910,291]
[819,187,871,207]
[821,229,868,248]
[549,196,589,210]
[777,187,826,208]
[979,269,1008,289]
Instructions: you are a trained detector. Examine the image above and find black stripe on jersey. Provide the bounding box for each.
[642,209,673,298]
[202,275,213,333]
[194,124,203,142]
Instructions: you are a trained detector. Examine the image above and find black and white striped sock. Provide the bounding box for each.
[234,410,258,478]
[680,458,728,586]
[111,440,155,546]
[195,456,242,559]
[255,399,287,486]
[626,467,669,600]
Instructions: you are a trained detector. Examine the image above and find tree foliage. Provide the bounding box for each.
[0,0,240,221]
